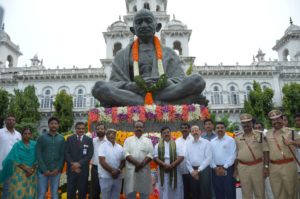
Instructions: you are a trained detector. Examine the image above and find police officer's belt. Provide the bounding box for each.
[270,158,294,165]
[238,158,262,166]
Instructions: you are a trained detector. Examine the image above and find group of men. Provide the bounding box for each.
[1,109,300,199]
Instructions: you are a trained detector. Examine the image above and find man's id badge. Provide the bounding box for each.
[83,148,87,155]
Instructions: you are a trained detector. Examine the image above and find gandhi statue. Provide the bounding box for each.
[92,9,206,107]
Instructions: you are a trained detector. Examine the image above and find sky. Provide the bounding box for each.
[1,0,300,69]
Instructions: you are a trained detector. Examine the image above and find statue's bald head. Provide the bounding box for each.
[130,9,162,42]
[133,9,156,23]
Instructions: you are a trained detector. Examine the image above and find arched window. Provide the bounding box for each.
[113,42,122,56]
[244,85,251,101]
[133,5,137,12]
[229,86,239,105]
[173,41,182,55]
[156,5,160,11]
[41,89,53,109]
[42,129,48,134]
[262,85,268,90]
[74,88,86,108]
[283,49,290,61]
[6,55,13,67]
[211,86,223,105]
[144,3,150,10]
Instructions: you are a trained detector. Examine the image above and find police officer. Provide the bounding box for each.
[234,113,268,199]
[265,110,300,199]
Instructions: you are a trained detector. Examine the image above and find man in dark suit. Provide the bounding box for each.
[65,121,94,199]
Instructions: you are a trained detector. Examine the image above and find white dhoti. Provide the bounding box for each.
[158,166,183,199]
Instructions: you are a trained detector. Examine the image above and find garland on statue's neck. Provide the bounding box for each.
[132,36,168,104]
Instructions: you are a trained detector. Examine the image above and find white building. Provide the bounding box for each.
[1,0,300,132]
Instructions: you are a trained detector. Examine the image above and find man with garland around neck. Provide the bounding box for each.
[92,9,205,107]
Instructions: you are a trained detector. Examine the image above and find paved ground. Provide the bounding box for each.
[236,188,242,198]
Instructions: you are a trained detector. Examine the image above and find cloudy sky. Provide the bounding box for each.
[1,0,299,68]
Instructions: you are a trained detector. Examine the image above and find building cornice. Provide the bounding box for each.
[0,67,106,83]
[272,33,300,50]
[0,41,22,55]
[161,29,192,41]
[102,31,133,42]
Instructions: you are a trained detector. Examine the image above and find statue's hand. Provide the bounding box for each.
[144,77,160,87]
[128,82,144,95]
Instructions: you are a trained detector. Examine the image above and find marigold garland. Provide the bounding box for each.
[132,36,168,102]
[145,92,154,105]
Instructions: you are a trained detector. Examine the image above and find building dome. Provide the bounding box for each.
[284,24,300,35]
[164,17,187,30]
[108,19,128,32]
[0,30,11,41]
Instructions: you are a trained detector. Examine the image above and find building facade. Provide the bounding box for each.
[1,0,300,132]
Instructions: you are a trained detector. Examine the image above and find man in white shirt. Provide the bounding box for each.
[124,121,154,199]
[211,121,237,199]
[99,129,125,199]
[185,125,212,199]
[0,115,21,199]
[91,123,106,199]
[175,123,193,199]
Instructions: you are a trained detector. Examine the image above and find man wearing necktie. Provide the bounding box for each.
[65,122,94,199]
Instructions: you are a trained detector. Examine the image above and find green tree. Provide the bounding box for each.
[8,85,41,138]
[244,81,274,128]
[0,88,10,128]
[53,90,74,133]
[185,63,193,76]
[282,83,300,125]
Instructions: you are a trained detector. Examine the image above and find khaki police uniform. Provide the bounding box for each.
[236,121,268,199]
[265,110,300,199]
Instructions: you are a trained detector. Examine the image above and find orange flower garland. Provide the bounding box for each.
[132,36,163,76]
[132,36,166,104]
[145,92,154,105]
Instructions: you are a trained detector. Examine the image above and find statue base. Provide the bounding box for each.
[88,103,210,132]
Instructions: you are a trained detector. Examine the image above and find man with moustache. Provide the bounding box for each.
[0,114,21,199]
[202,119,217,141]
[99,129,125,199]
[65,122,93,199]
[175,123,193,199]
[124,121,154,199]
[211,122,237,199]
[90,123,106,199]
[36,117,65,199]
[185,125,212,199]
[265,110,300,199]
[154,126,184,199]
[234,114,269,199]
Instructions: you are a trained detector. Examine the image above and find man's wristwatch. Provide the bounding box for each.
[264,165,269,169]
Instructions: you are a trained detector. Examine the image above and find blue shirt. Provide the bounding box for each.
[201,131,217,141]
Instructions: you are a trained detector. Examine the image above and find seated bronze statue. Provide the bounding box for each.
[92,9,206,107]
